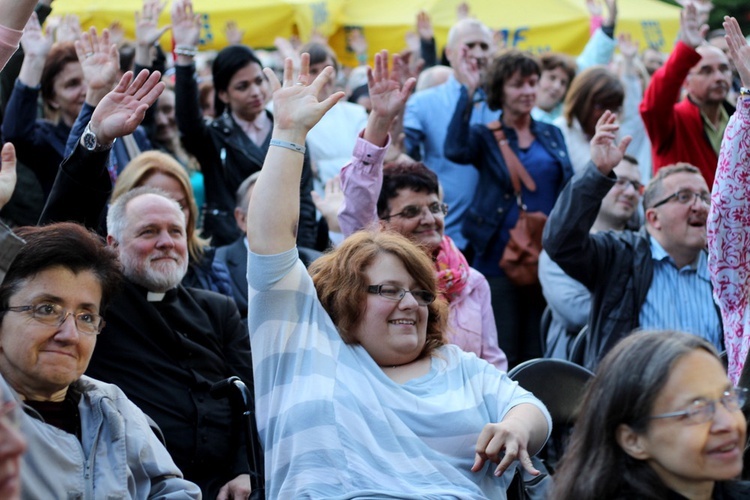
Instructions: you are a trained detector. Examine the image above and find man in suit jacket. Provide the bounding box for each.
[216,172,322,319]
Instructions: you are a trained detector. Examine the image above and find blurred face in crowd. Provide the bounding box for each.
[112,194,188,293]
[502,70,538,118]
[446,20,494,76]
[154,88,178,143]
[599,159,642,229]
[218,62,268,122]
[49,62,86,126]
[309,56,337,101]
[641,48,665,76]
[619,349,745,499]
[685,46,731,106]
[384,189,445,254]
[0,266,101,402]
[536,66,570,112]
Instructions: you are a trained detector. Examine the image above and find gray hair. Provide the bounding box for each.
[107,186,185,242]
[234,171,262,210]
[446,18,493,50]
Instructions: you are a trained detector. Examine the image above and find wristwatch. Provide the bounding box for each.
[81,122,115,152]
[740,87,750,98]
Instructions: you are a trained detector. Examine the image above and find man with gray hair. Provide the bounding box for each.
[403,17,499,253]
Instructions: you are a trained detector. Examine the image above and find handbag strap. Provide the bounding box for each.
[488,121,537,203]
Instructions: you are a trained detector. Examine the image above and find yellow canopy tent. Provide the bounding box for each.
[51,0,680,65]
[50,0,343,51]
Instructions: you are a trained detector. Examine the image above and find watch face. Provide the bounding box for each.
[83,130,97,150]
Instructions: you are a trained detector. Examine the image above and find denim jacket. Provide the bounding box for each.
[445,86,573,255]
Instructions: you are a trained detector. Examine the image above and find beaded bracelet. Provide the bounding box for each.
[174,45,198,58]
[269,139,306,155]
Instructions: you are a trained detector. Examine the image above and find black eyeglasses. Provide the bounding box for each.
[4,303,105,335]
[385,202,448,220]
[367,284,436,306]
[651,189,711,209]
[614,178,644,194]
[648,387,748,426]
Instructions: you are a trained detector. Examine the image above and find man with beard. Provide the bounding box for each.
[38,69,255,499]
[543,112,722,371]
[640,3,734,187]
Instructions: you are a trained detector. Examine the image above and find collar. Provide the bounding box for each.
[649,236,706,275]
[232,111,270,135]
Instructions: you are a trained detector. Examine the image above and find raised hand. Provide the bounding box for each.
[136,0,170,48]
[20,12,53,59]
[170,0,200,48]
[590,110,632,174]
[76,27,120,105]
[455,44,481,96]
[585,0,603,18]
[264,54,344,139]
[416,10,433,40]
[107,21,126,47]
[224,21,245,45]
[89,70,166,145]
[723,16,750,89]
[364,50,416,147]
[679,3,708,48]
[311,175,344,233]
[55,14,82,43]
[603,0,617,27]
[0,143,17,211]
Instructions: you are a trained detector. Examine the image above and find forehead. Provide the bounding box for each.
[365,252,415,286]
[693,46,729,69]
[55,62,83,83]
[543,67,570,80]
[654,349,729,410]
[452,23,492,47]
[158,89,175,107]
[123,194,185,230]
[229,62,264,84]
[11,266,102,307]
[661,172,708,193]
[389,188,439,207]
[614,160,641,181]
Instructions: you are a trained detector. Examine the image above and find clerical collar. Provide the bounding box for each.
[147,292,166,302]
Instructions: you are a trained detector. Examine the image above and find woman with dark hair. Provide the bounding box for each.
[532,52,577,124]
[551,330,750,500]
[0,222,201,498]
[171,0,317,247]
[246,52,550,498]
[2,14,85,198]
[445,49,573,368]
[554,65,625,173]
[338,52,506,369]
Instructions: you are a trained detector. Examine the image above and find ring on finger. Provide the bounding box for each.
[85,52,95,58]
[295,82,305,86]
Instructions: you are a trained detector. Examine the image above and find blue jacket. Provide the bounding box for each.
[444,86,573,256]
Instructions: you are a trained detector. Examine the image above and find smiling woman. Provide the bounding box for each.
[0,222,200,498]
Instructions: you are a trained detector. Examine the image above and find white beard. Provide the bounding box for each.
[120,250,188,292]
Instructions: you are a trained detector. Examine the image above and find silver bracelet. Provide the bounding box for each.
[174,44,198,57]
[269,139,306,155]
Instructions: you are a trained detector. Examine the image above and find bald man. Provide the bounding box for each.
[640,3,734,187]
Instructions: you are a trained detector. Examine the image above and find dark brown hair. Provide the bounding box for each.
[484,49,541,111]
[562,66,624,129]
[377,162,439,219]
[40,42,79,115]
[642,163,702,210]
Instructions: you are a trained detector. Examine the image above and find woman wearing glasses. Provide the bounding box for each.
[337,53,506,370]
[246,52,551,498]
[551,330,750,500]
[0,222,200,498]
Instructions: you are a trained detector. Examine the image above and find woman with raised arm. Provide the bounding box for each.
[246,53,550,499]
[707,16,750,386]
[338,50,507,370]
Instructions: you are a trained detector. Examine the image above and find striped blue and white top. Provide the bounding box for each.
[248,248,551,499]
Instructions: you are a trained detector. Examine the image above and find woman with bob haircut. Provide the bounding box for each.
[171,0,317,248]
[245,50,550,498]
[0,222,200,498]
[444,49,573,368]
[337,53,506,370]
[554,65,625,173]
[111,150,232,295]
[551,330,750,500]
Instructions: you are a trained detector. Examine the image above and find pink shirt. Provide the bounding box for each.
[707,97,750,384]
[0,24,22,72]
[338,134,508,371]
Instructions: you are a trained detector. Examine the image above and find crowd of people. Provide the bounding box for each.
[0,0,749,498]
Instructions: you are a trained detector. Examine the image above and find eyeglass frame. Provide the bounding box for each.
[3,304,106,335]
[647,387,748,425]
[650,189,711,209]
[613,178,644,195]
[366,284,436,306]
[384,202,448,221]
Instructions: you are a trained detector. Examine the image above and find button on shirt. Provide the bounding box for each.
[639,237,722,348]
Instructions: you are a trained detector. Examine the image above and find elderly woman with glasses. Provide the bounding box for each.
[337,52,507,370]
[551,330,750,500]
[246,51,551,498]
[0,222,200,498]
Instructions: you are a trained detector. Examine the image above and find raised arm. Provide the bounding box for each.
[338,51,415,236]
[246,55,343,254]
[707,16,750,385]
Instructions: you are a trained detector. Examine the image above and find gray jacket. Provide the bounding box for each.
[15,375,201,499]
